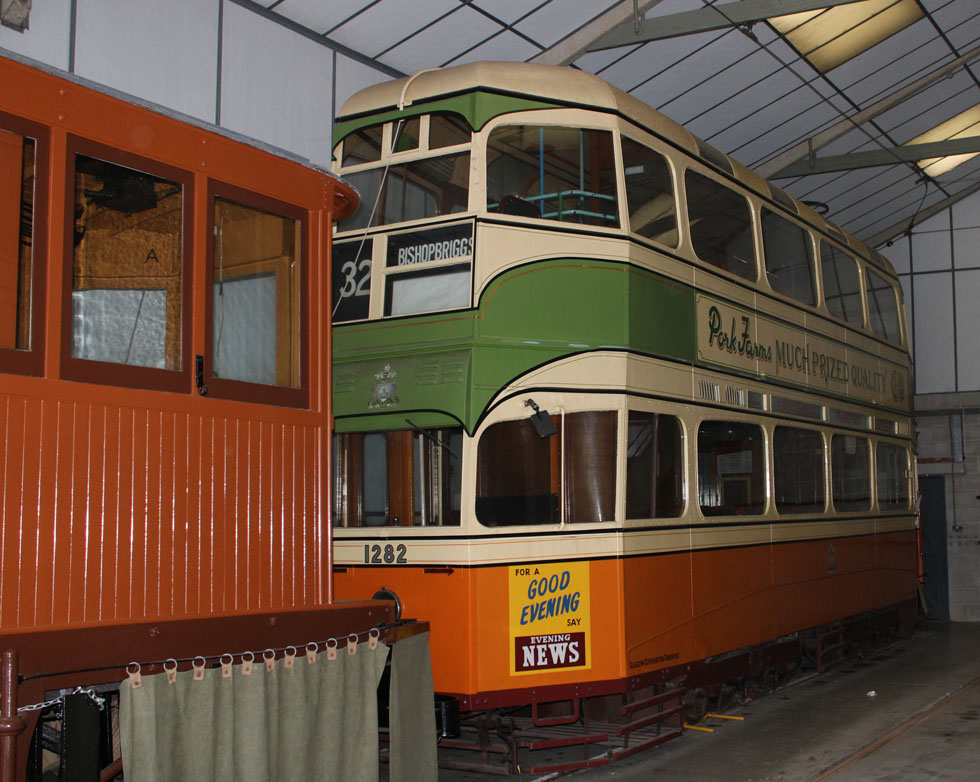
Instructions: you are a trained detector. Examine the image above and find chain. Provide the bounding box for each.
[17,686,106,714]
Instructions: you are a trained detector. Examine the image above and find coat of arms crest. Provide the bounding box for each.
[369,363,399,408]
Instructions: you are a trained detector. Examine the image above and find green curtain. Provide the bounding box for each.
[119,641,388,782]
[388,632,437,782]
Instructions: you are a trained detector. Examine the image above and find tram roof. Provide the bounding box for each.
[338,61,891,275]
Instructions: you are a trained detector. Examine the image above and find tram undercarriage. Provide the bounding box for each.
[428,600,915,776]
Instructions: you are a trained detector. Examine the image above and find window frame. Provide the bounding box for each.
[0,110,49,377]
[620,134,679,248]
[761,207,817,306]
[684,168,758,281]
[820,240,865,327]
[60,136,193,392]
[202,180,309,408]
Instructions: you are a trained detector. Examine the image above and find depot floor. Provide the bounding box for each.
[438,621,980,782]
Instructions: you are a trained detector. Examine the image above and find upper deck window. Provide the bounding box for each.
[865,268,901,343]
[762,208,815,305]
[339,152,470,231]
[821,242,864,326]
[486,126,618,228]
[64,147,190,392]
[685,170,756,280]
[621,138,677,247]
[0,115,46,376]
[337,113,472,232]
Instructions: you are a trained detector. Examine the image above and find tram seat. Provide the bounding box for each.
[496,195,540,218]
[475,493,559,526]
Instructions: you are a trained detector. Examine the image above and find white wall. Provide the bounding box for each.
[0,0,396,165]
[895,188,980,396]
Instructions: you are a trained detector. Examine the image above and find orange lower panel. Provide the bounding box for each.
[333,530,917,708]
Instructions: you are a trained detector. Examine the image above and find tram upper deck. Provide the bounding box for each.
[331,61,910,436]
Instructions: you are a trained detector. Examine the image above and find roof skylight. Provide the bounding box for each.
[908,106,980,177]
[770,0,923,73]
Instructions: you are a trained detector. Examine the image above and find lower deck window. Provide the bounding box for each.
[698,421,765,516]
[773,426,825,513]
[476,411,616,526]
[626,411,684,518]
[831,434,871,511]
[333,427,462,527]
[876,442,910,510]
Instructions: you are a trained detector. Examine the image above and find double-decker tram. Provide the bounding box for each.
[330,61,917,772]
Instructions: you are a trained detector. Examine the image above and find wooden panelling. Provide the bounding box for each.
[0,391,323,629]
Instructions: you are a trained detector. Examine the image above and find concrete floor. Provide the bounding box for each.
[439,621,980,781]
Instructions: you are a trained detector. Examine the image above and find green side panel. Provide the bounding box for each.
[628,269,696,359]
[333,92,563,145]
[332,260,696,434]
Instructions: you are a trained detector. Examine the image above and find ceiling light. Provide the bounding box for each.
[908,106,980,177]
[770,0,923,73]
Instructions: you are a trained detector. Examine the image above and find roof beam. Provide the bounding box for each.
[758,43,980,179]
[586,0,865,51]
[530,0,665,66]
[772,136,980,177]
[867,180,980,248]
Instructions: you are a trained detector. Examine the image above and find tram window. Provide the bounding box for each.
[341,123,384,166]
[685,171,756,280]
[762,209,815,305]
[210,197,301,390]
[0,127,38,360]
[865,268,901,343]
[626,412,684,519]
[876,443,910,510]
[70,154,183,371]
[821,243,863,326]
[773,427,825,514]
[697,421,765,516]
[477,411,616,526]
[831,434,871,511]
[429,113,471,149]
[332,428,462,527]
[339,152,470,230]
[486,126,618,227]
[621,138,677,247]
[385,263,470,316]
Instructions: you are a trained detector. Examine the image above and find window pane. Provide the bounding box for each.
[821,242,863,325]
[762,208,815,305]
[773,427,824,513]
[385,264,470,316]
[393,117,421,153]
[877,442,909,510]
[333,428,462,527]
[477,417,558,526]
[0,129,34,351]
[831,434,871,511]
[212,198,300,387]
[626,411,684,518]
[476,411,617,526]
[685,170,756,280]
[698,421,765,516]
[866,268,901,342]
[341,123,383,166]
[622,137,677,246]
[429,113,471,149]
[565,411,617,524]
[331,238,372,323]
[339,153,470,229]
[487,126,618,227]
[72,154,182,369]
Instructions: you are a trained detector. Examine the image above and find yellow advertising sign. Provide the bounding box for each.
[509,561,591,675]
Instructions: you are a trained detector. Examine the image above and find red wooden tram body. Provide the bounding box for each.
[0,53,409,779]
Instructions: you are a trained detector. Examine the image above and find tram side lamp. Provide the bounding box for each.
[525,398,557,438]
